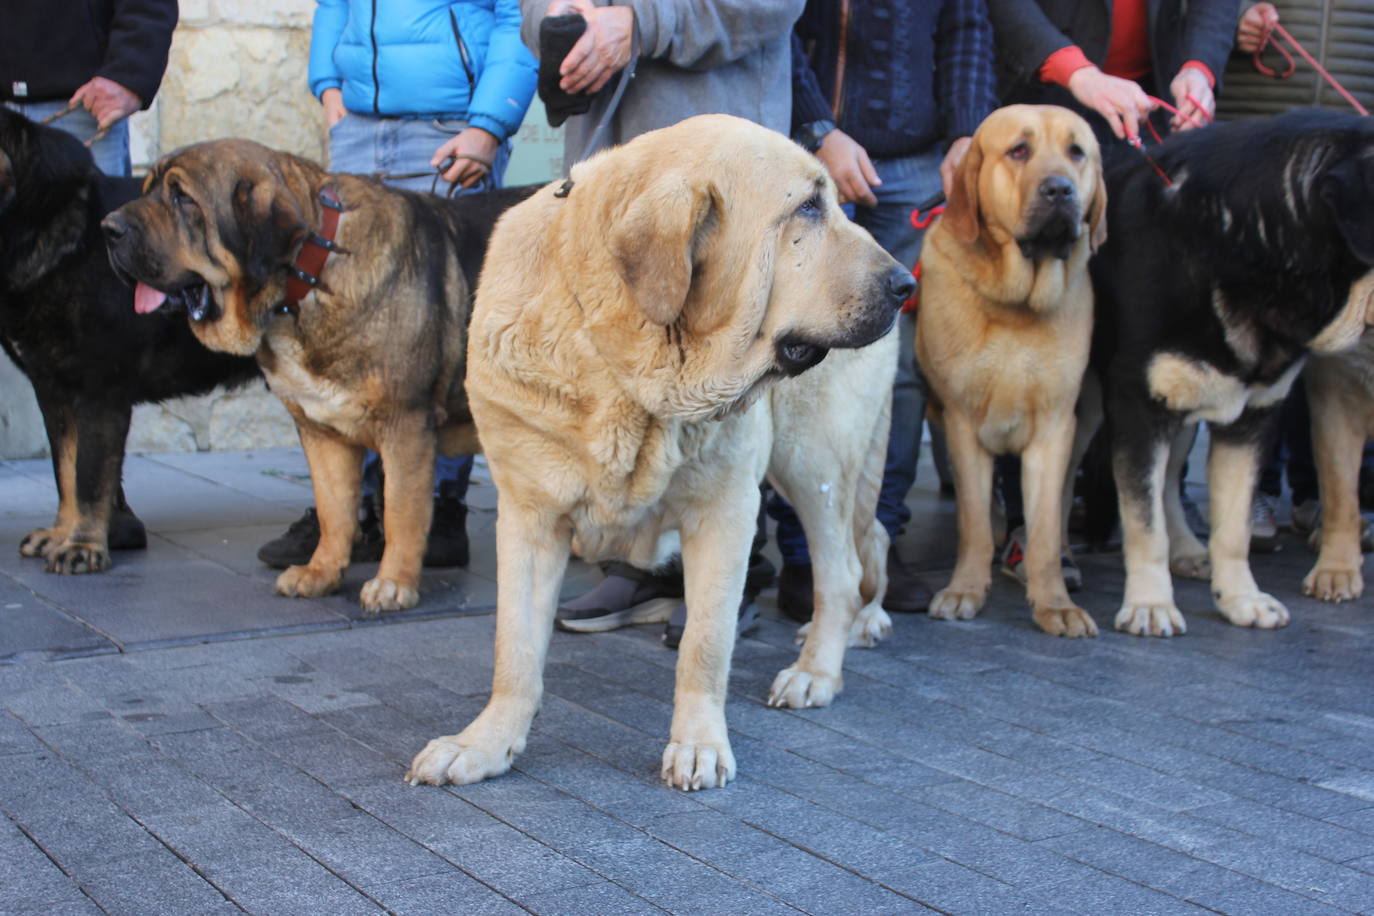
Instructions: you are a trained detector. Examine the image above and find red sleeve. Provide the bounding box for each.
[1180,60,1217,88]
[1038,45,1093,87]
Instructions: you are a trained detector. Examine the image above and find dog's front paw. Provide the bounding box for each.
[20,526,63,558]
[928,586,985,621]
[45,541,111,575]
[850,604,891,647]
[360,577,419,615]
[275,564,342,598]
[661,741,735,791]
[1169,550,1211,581]
[1216,591,1290,629]
[768,665,841,709]
[1114,603,1187,637]
[1303,564,1363,602]
[1032,602,1098,638]
[407,733,520,787]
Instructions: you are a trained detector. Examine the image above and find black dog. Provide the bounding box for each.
[0,108,257,573]
[1090,108,1374,637]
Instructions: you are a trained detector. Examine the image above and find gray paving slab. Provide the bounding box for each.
[2,447,1373,914]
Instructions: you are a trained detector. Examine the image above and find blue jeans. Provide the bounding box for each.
[330,113,512,499]
[770,148,943,566]
[5,100,131,176]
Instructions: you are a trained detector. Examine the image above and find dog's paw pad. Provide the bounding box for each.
[928,587,984,621]
[661,741,735,791]
[275,564,341,599]
[406,735,513,787]
[1169,552,1211,581]
[1216,591,1290,629]
[850,604,891,648]
[361,577,419,614]
[1114,603,1187,637]
[1033,604,1098,638]
[768,666,841,709]
[1302,565,1363,603]
[44,542,111,575]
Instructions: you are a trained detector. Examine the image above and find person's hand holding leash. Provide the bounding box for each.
[1066,66,1156,141]
[1169,67,1214,131]
[548,0,634,95]
[432,126,500,188]
[815,127,881,207]
[68,77,140,131]
[1236,2,1279,53]
[321,88,348,127]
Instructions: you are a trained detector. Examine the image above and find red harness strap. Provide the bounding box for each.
[284,185,344,307]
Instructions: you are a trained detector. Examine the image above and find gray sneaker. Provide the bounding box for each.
[1250,492,1281,552]
[1290,498,1321,536]
[556,572,681,633]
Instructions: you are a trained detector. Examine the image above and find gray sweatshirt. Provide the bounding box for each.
[520,0,804,171]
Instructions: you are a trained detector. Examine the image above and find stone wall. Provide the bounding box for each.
[0,1,564,459]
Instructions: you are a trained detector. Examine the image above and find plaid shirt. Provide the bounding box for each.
[792,0,999,157]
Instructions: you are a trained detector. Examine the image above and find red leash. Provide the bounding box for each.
[902,202,946,313]
[1254,21,1369,116]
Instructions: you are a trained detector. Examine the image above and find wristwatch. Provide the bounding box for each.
[797,119,837,153]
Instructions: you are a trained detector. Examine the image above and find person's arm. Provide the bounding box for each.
[933,0,998,145]
[624,0,806,72]
[984,0,1081,85]
[83,0,177,116]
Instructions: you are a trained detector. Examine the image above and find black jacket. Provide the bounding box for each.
[988,0,1235,102]
[0,0,177,107]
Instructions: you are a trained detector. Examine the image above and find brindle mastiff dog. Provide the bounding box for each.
[104,139,536,613]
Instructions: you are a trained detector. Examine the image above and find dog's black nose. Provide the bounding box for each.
[101,212,128,242]
[886,265,916,306]
[1039,175,1075,202]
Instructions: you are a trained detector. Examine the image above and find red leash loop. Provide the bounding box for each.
[902,203,945,312]
[1254,21,1369,116]
[910,203,944,230]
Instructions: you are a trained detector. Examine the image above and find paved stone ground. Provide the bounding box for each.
[2,446,1373,915]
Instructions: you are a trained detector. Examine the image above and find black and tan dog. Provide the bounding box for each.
[104,139,536,613]
[0,109,257,574]
[1091,108,1374,637]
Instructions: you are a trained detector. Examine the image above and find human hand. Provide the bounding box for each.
[68,77,140,131]
[1065,66,1156,141]
[1169,67,1214,131]
[1236,3,1279,54]
[549,0,634,95]
[940,137,972,201]
[815,128,880,207]
[432,126,500,188]
[321,88,348,127]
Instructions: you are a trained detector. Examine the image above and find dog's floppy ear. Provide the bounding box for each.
[1319,154,1374,266]
[1087,153,1108,253]
[942,138,984,245]
[230,163,310,289]
[610,174,716,325]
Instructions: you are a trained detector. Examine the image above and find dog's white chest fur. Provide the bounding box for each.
[261,336,368,433]
[1147,353,1305,425]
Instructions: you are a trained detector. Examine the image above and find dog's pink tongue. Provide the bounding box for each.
[134,282,168,314]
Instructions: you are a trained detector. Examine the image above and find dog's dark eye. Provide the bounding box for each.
[1068,143,1086,161]
[799,193,823,216]
[169,183,193,207]
[1008,143,1030,162]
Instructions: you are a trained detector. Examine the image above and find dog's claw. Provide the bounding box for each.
[928,586,985,621]
[45,542,111,575]
[661,741,735,791]
[407,733,519,786]
[1215,591,1290,629]
[1033,603,1098,638]
[1303,564,1363,602]
[1115,603,1187,637]
[360,577,419,614]
[768,666,841,708]
[275,563,342,598]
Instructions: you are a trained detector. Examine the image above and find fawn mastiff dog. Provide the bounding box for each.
[104,139,536,613]
[406,115,912,791]
[916,105,1106,637]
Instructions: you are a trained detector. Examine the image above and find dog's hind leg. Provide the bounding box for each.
[1164,422,1210,580]
[364,414,436,613]
[1303,373,1366,601]
[276,423,363,601]
[1208,417,1290,629]
[408,498,572,788]
[929,410,994,620]
[1113,418,1186,637]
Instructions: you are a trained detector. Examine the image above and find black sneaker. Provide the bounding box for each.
[776,563,814,623]
[424,495,469,568]
[884,544,933,613]
[257,503,384,569]
[556,569,683,633]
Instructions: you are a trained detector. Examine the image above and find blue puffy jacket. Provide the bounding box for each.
[309,0,537,142]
